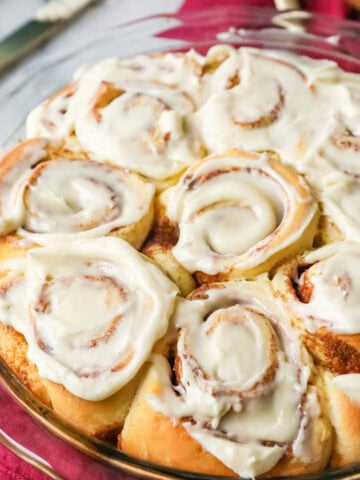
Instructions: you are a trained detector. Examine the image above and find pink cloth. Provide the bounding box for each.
[0,0,355,479]
[178,0,349,16]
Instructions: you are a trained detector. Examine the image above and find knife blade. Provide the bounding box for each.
[0,20,64,73]
[0,0,97,74]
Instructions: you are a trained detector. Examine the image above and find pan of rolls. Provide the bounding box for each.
[2,43,360,479]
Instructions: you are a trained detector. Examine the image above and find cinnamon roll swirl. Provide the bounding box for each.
[27,52,206,187]
[0,139,154,247]
[273,242,360,467]
[0,237,178,435]
[197,46,341,163]
[144,149,318,287]
[120,280,332,478]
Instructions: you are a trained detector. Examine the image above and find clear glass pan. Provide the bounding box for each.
[1,5,360,480]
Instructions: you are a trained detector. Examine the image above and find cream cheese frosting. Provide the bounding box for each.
[197,46,342,162]
[0,139,154,244]
[149,281,323,478]
[0,237,178,400]
[26,46,360,231]
[27,52,205,182]
[164,150,317,275]
[277,242,360,335]
[198,47,360,241]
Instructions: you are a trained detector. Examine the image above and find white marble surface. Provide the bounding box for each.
[0,0,183,148]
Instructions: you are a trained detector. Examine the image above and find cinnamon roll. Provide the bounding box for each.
[0,237,178,436]
[0,237,49,402]
[273,242,360,466]
[319,179,360,244]
[144,149,318,287]
[286,69,360,243]
[0,138,154,247]
[26,83,77,143]
[294,128,360,244]
[26,52,206,187]
[7,43,360,475]
[120,280,332,478]
[197,46,343,163]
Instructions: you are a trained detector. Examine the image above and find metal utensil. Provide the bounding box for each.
[0,0,97,74]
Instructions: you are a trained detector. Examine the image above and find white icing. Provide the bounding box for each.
[0,140,48,235]
[74,83,199,180]
[296,120,360,241]
[26,45,360,230]
[320,180,360,241]
[0,238,178,400]
[26,84,76,140]
[185,423,284,479]
[34,0,94,22]
[150,281,321,478]
[0,140,154,244]
[284,242,360,334]
[191,306,274,390]
[165,151,316,275]
[198,46,360,240]
[197,48,336,164]
[26,52,205,181]
[332,374,360,404]
[292,389,324,463]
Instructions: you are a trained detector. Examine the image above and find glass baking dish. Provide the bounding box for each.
[1,5,360,480]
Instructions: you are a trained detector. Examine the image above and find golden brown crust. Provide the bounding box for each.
[142,197,196,296]
[265,448,330,478]
[0,323,50,405]
[322,370,360,468]
[304,329,360,375]
[273,256,360,376]
[0,317,140,438]
[119,360,235,476]
[42,370,143,440]
[314,214,344,247]
[0,235,33,263]
[46,82,77,108]
[120,355,332,478]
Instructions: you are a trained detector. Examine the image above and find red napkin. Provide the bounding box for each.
[0,1,354,479]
